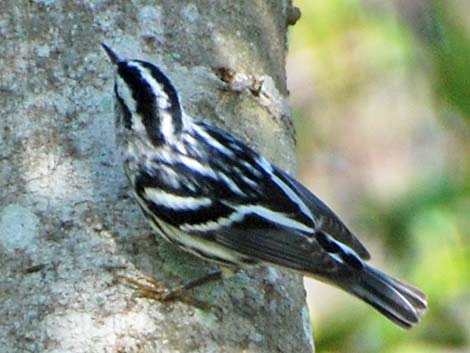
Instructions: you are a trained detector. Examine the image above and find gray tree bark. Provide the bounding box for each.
[0,1,312,352]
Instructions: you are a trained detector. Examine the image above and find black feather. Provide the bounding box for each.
[274,168,371,259]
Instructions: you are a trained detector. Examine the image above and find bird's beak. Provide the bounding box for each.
[101,43,120,64]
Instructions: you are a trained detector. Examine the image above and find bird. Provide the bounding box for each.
[101,43,427,329]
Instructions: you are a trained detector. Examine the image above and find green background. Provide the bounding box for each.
[288,1,469,352]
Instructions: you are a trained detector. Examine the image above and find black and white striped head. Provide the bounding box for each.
[102,44,183,145]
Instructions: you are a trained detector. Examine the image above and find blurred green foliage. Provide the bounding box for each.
[289,1,469,352]
[431,2,470,119]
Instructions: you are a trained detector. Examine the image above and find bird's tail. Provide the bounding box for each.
[333,264,428,329]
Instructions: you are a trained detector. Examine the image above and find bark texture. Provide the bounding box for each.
[0,1,313,352]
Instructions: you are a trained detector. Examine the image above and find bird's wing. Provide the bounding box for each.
[270,167,370,259]
[201,162,371,272]
[197,121,371,261]
[212,213,339,273]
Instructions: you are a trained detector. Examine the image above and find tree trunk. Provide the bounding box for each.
[0,1,313,352]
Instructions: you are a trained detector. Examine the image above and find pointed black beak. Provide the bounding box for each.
[101,43,121,64]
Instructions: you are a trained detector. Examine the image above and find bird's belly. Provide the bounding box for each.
[148,215,258,268]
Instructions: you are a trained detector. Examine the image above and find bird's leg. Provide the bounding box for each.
[163,270,223,300]
[117,270,224,308]
[118,275,170,301]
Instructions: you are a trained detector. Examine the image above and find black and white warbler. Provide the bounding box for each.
[102,44,427,329]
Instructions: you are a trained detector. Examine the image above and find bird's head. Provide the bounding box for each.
[101,43,183,145]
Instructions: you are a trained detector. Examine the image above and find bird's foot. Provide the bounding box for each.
[117,270,223,309]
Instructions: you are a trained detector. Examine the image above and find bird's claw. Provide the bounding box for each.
[116,274,212,309]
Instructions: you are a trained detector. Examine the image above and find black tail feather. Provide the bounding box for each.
[335,265,427,329]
